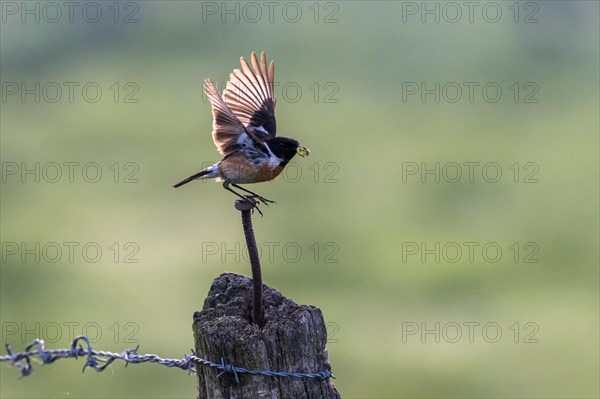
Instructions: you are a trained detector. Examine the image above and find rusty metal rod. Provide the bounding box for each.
[236,200,264,327]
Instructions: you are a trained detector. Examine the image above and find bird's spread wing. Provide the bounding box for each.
[204,79,266,157]
[223,52,277,140]
[204,79,250,156]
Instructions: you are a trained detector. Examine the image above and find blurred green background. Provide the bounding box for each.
[1,1,598,398]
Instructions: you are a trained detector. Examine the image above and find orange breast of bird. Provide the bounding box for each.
[219,155,285,184]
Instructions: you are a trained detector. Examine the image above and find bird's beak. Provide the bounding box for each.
[297,146,310,157]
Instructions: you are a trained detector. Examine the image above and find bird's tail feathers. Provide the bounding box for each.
[172,165,218,188]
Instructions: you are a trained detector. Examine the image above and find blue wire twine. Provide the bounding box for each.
[1,336,334,382]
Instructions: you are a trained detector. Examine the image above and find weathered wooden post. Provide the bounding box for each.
[192,201,341,399]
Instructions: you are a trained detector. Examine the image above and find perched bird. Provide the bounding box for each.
[173,52,310,214]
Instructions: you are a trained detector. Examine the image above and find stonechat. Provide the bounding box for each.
[173,52,310,214]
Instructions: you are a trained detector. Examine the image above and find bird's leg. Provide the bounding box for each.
[231,183,276,206]
[223,181,263,216]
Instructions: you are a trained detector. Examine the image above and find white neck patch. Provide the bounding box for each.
[262,142,284,169]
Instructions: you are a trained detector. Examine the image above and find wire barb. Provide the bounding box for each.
[0,336,334,382]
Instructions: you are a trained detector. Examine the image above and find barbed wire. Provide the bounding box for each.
[0,335,334,383]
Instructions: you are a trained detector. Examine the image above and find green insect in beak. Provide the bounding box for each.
[297,146,310,157]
